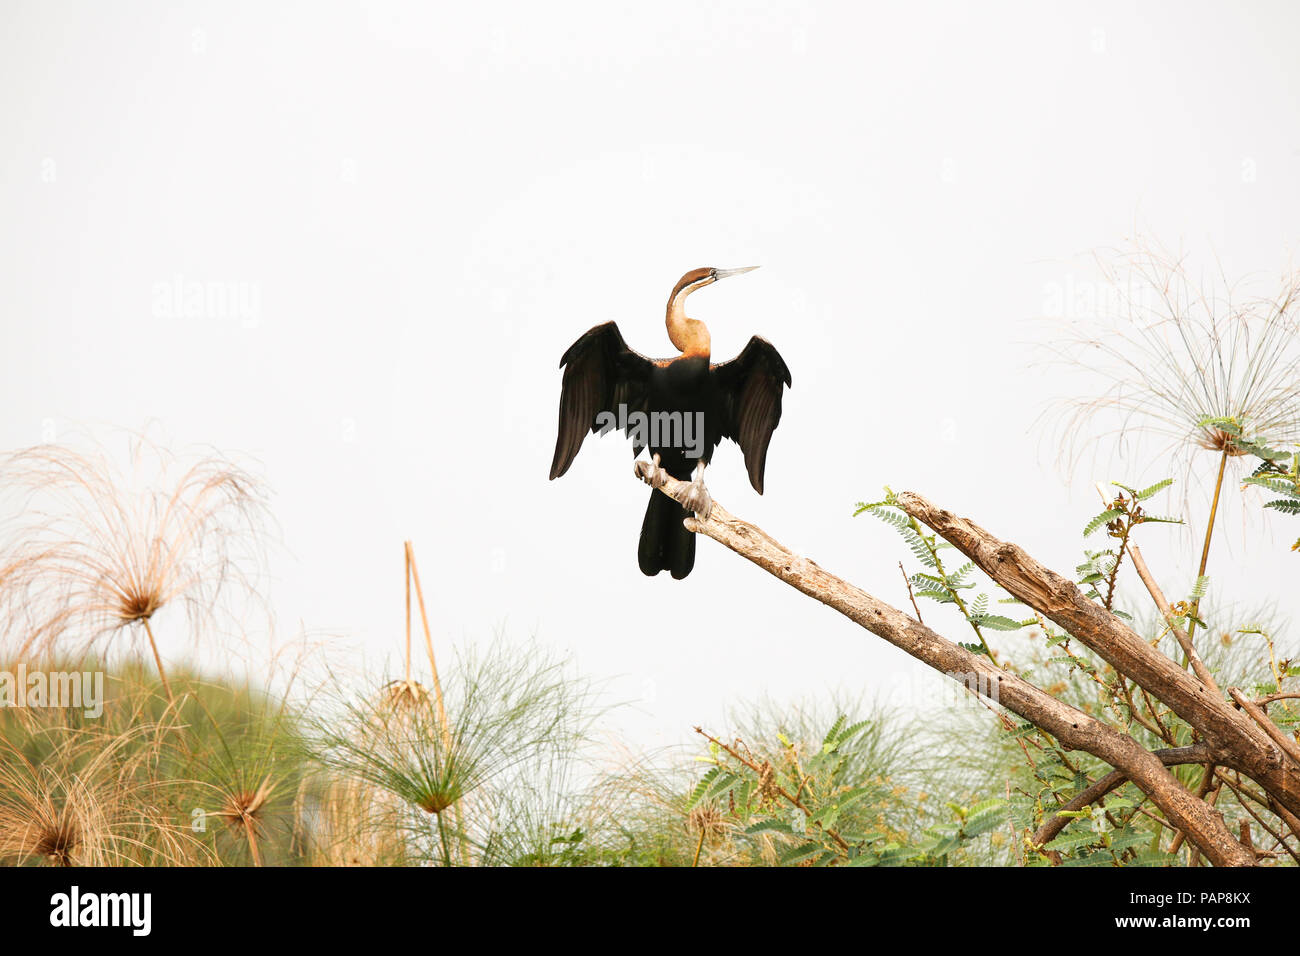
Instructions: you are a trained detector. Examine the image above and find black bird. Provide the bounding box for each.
[549,266,792,579]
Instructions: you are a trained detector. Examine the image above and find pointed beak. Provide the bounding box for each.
[713,266,759,280]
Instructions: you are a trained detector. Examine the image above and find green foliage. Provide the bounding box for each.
[1082,479,1179,540]
[857,465,1297,868]
[856,497,1031,659]
[1242,446,1300,552]
[1197,415,1290,463]
[306,639,603,867]
[682,709,1007,867]
[1076,479,1181,616]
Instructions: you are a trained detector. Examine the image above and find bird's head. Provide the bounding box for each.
[665,267,759,356]
[666,266,758,356]
[668,266,759,305]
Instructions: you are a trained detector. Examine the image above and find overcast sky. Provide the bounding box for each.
[3,1,1298,748]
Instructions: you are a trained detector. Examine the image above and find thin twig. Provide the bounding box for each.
[1128,545,1220,696]
[1228,688,1300,767]
[1255,692,1300,705]
[1217,772,1298,864]
[900,562,923,623]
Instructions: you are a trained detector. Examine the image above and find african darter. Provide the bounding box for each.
[549,267,792,579]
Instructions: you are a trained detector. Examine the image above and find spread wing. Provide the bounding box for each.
[549,321,655,480]
[711,336,792,494]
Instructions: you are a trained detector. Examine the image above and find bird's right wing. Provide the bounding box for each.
[711,336,792,494]
[549,321,655,480]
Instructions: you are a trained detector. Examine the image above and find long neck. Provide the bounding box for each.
[666,291,711,358]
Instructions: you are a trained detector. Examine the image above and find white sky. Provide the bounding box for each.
[3,1,1299,748]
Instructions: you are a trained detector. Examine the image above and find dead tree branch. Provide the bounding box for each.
[892,491,1300,822]
[1032,743,1212,852]
[635,472,1256,867]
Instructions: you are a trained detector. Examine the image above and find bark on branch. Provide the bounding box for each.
[893,492,1300,823]
[1229,688,1300,768]
[635,472,1256,867]
[1032,743,1211,850]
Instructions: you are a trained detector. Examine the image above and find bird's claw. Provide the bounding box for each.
[679,478,713,521]
[635,455,669,490]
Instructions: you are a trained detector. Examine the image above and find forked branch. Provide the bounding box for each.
[634,471,1255,866]
[892,491,1300,823]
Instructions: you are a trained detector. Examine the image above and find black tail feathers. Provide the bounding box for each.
[638,489,695,579]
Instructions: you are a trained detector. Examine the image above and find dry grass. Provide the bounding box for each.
[0,720,205,866]
[1041,239,1300,489]
[295,774,411,866]
[0,437,271,696]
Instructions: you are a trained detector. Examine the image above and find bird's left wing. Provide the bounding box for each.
[711,336,792,494]
[549,321,655,480]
